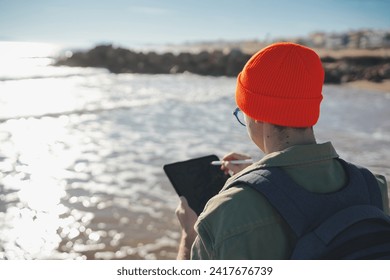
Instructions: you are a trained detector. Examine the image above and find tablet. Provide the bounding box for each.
[163,155,230,215]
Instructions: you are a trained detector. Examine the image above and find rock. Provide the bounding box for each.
[324,68,342,84]
[380,63,390,79]
[321,56,337,63]
[225,49,250,76]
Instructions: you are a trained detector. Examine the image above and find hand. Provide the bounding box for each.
[175,196,198,237]
[175,196,198,259]
[221,152,252,176]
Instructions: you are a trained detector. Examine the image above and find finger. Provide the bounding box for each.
[179,196,189,207]
[223,160,252,176]
[176,196,186,215]
[225,163,242,174]
[222,152,251,161]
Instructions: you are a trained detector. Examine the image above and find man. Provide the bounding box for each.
[175,42,389,260]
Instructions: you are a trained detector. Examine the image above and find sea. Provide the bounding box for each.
[0,41,389,260]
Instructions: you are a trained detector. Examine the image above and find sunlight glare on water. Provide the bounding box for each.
[0,41,61,79]
[0,117,80,259]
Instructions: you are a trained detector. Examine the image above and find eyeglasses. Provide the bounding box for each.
[233,107,246,126]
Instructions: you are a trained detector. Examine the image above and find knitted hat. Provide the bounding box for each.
[236,42,324,127]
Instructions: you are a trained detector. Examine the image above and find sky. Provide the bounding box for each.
[1,0,390,48]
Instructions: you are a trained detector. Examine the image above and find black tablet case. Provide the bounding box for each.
[163,155,230,215]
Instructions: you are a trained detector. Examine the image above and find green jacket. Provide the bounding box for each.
[191,142,389,259]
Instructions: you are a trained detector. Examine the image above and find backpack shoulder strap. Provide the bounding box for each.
[340,159,383,210]
[226,167,311,237]
[225,160,384,237]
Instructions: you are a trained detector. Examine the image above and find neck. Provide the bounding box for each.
[263,123,316,154]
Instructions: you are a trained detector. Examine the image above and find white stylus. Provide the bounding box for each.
[211,159,254,165]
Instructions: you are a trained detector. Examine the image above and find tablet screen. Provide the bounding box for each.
[163,155,230,215]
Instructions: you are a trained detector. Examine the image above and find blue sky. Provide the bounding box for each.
[1,0,389,47]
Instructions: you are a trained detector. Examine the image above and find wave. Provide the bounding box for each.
[0,67,108,82]
[0,72,106,82]
[0,99,161,123]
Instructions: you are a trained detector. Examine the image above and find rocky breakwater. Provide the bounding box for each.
[55,44,250,77]
[322,55,390,84]
[56,44,390,84]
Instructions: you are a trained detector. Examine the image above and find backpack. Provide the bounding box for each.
[227,159,390,259]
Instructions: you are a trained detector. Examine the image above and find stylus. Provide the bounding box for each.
[211,159,254,165]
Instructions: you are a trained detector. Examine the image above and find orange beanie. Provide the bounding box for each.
[236,42,324,127]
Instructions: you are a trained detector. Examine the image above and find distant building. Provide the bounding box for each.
[324,33,348,49]
[384,32,390,47]
[309,32,326,48]
[306,29,390,49]
[347,31,363,49]
[362,30,385,48]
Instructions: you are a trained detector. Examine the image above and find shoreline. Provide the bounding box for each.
[344,79,390,93]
